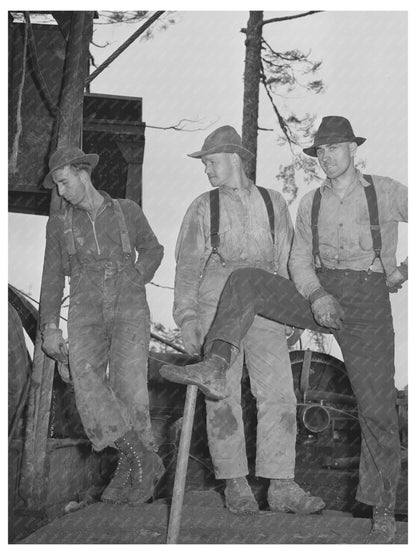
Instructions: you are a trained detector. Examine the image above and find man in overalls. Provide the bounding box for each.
[168,126,324,515]
[161,117,408,542]
[40,146,165,505]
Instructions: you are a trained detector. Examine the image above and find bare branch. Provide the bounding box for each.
[146,117,218,132]
[263,10,323,26]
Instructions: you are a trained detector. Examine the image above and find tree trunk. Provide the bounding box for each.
[242,11,263,182]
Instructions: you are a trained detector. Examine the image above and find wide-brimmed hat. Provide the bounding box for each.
[188,125,254,160]
[303,116,366,157]
[43,146,99,189]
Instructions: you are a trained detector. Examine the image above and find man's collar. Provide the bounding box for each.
[320,169,364,193]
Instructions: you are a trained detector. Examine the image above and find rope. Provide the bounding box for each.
[9,15,28,175]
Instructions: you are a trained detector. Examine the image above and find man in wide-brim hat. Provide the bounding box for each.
[39,145,165,506]
[159,116,408,542]
[160,125,324,516]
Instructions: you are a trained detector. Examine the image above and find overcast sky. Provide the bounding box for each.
[7,7,411,387]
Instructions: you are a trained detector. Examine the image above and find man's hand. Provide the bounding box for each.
[386,267,407,293]
[311,294,345,330]
[181,319,203,356]
[41,327,69,363]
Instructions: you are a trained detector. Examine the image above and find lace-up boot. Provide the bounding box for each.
[115,429,165,506]
[101,452,131,504]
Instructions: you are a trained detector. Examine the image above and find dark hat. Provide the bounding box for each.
[303,116,366,157]
[188,125,254,160]
[43,146,99,189]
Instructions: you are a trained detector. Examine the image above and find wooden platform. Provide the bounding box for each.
[17,490,408,544]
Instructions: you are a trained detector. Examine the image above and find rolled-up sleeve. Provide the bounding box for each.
[173,197,208,327]
[133,205,164,284]
[289,191,322,299]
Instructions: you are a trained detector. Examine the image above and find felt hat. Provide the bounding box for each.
[188,125,254,160]
[43,146,99,189]
[303,116,366,157]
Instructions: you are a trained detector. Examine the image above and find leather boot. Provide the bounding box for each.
[101,452,131,504]
[159,354,229,400]
[115,429,165,506]
[224,477,259,515]
[268,479,325,514]
[365,506,396,544]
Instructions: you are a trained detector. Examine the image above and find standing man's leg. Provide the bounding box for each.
[321,270,400,542]
[245,316,325,514]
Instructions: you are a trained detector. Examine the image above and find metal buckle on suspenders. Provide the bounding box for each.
[203,186,276,277]
[310,175,383,273]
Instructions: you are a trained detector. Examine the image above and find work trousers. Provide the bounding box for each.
[197,261,296,479]
[68,262,155,452]
[206,267,401,509]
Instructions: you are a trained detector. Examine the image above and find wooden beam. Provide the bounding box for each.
[19,11,94,511]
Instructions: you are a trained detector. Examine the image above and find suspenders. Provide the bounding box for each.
[311,174,383,271]
[209,186,275,250]
[63,199,132,273]
[207,186,276,272]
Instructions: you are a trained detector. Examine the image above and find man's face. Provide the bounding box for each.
[201,153,234,188]
[52,165,88,206]
[316,141,357,179]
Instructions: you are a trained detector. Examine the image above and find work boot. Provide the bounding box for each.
[224,477,259,515]
[268,479,325,514]
[365,506,396,544]
[159,354,229,400]
[115,429,165,506]
[101,452,131,504]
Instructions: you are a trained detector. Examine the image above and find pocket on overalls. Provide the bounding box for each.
[125,265,145,289]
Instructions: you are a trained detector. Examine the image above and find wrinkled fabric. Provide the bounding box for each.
[40,192,163,327]
[289,172,408,299]
[68,266,154,451]
[205,267,401,508]
[174,182,296,479]
[173,183,293,326]
[39,193,163,451]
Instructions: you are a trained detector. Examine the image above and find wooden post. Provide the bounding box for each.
[19,11,94,510]
[166,385,198,544]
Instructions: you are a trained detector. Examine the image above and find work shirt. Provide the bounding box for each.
[173,182,293,326]
[40,191,163,327]
[289,171,408,299]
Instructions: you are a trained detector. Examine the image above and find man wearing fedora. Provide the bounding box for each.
[39,146,165,505]
[165,125,324,515]
[161,116,407,542]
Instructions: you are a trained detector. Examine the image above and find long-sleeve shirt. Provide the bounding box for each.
[289,171,408,299]
[40,191,163,327]
[173,182,294,326]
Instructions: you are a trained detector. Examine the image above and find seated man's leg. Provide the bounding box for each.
[160,268,325,399]
[205,268,320,351]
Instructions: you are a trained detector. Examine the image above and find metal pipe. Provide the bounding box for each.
[300,403,331,433]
